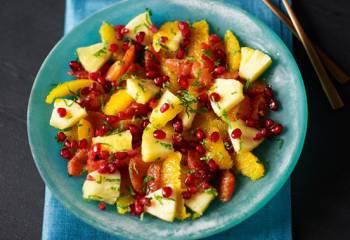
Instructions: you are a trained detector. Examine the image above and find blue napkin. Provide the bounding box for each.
[43,1,292,239]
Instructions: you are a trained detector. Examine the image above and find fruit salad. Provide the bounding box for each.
[46,10,283,222]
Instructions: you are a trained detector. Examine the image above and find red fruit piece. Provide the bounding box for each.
[218,170,235,202]
[128,149,151,193]
[146,161,162,193]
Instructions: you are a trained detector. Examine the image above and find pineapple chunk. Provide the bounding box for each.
[92,130,132,153]
[228,119,263,153]
[239,47,272,82]
[179,102,198,130]
[46,79,102,104]
[50,99,87,130]
[141,124,174,162]
[125,11,154,45]
[99,21,124,60]
[209,78,244,117]
[236,152,265,180]
[103,90,134,116]
[185,190,216,215]
[144,185,177,222]
[82,170,121,204]
[203,127,233,169]
[225,30,241,71]
[76,43,111,72]
[77,119,94,144]
[149,90,184,128]
[153,21,184,52]
[126,77,159,104]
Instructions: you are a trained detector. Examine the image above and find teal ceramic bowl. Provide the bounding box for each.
[27,0,307,239]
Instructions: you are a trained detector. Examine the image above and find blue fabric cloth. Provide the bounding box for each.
[42,1,292,239]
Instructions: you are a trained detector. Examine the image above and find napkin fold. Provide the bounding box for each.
[43,1,292,239]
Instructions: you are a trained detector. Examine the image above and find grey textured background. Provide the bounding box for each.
[0,0,349,239]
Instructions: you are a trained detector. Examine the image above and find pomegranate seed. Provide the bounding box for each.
[78,139,88,149]
[162,186,173,198]
[162,75,170,82]
[214,66,226,75]
[80,87,90,96]
[178,21,189,31]
[116,111,128,120]
[196,144,206,154]
[128,124,139,136]
[70,140,78,149]
[101,125,110,132]
[139,196,151,206]
[202,182,211,190]
[92,143,102,154]
[108,43,118,52]
[57,108,67,117]
[182,191,192,199]
[64,140,71,148]
[136,31,146,43]
[114,152,128,160]
[150,24,158,33]
[265,118,275,128]
[141,119,150,129]
[69,60,81,71]
[121,27,129,35]
[208,159,219,172]
[122,42,130,51]
[106,115,118,124]
[198,93,209,103]
[172,133,184,145]
[60,148,71,159]
[271,124,283,135]
[160,103,170,113]
[209,34,221,43]
[210,131,220,142]
[108,163,118,173]
[159,36,168,43]
[56,132,66,142]
[100,151,110,160]
[89,71,100,80]
[178,76,189,89]
[188,185,197,194]
[176,49,185,59]
[260,128,269,138]
[214,49,225,58]
[245,119,257,127]
[98,164,109,173]
[172,118,183,133]
[153,129,166,139]
[253,132,264,141]
[134,201,144,215]
[146,70,158,79]
[148,98,158,109]
[269,99,279,111]
[185,174,194,186]
[153,76,164,87]
[95,129,105,136]
[210,92,221,102]
[264,86,274,99]
[231,128,242,139]
[195,128,206,141]
[98,202,106,211]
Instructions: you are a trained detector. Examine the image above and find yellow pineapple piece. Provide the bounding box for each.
[77,119,94,144]
[225,30,241,71]
[239,47,272,82]
[188,20,209,60]
[103,90,134,116]
[235,152,265,180]
[126,76,159,104]
[152,21,183,52]
[92,130,132,153]
[76,43,111,72]
[141,124,174,162]
[125,11,154,46]
[149,90,184,128]
[203,127,233,169]
[46,79,102,104]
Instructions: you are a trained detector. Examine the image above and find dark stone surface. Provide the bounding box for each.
[0,0,349,239]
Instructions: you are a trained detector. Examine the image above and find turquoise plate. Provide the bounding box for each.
[27,0,307,239]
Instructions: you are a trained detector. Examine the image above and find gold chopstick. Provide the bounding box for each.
[282,0,344,109]
[262,0,349,85]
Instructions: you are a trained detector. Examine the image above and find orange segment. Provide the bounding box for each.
[103,90,133,115]
[188,20,209,60]
[224,30,241,71]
